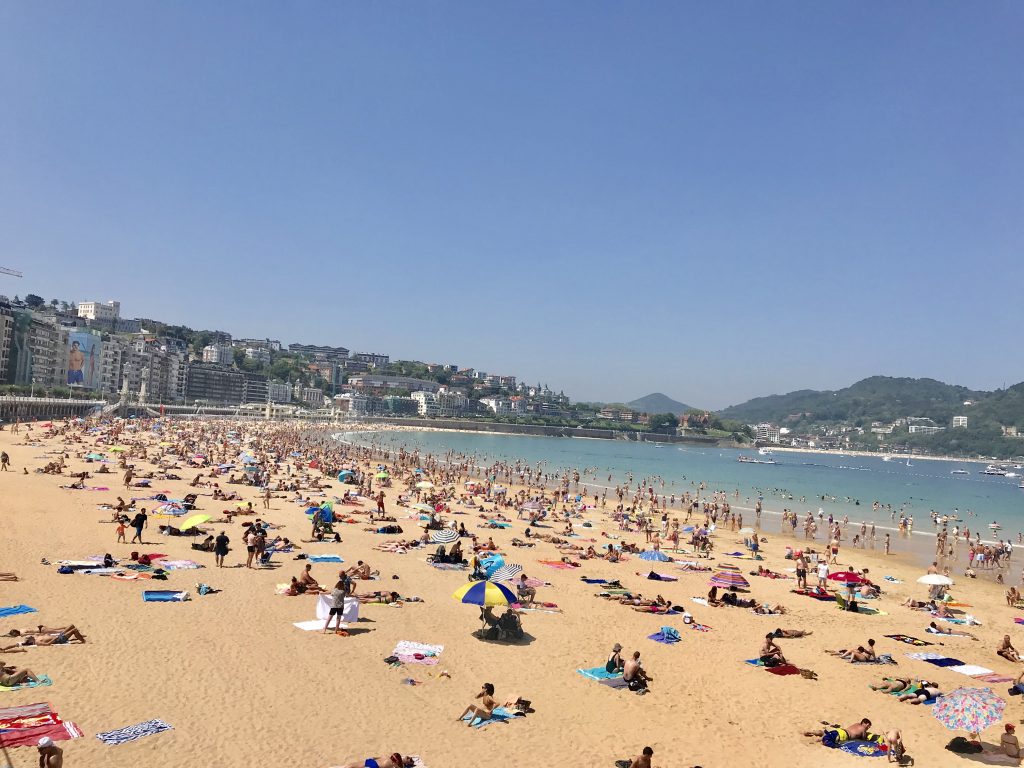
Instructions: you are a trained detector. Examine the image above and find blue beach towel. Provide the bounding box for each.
[580,578,608,584]
[0,674,52,692]
[96,719,174,745]
[307,555,344,563]
[923,657,964,667]
[462,707,518,728]
[837,740,887,757]
[0,605,37,618]
[142,591,188,603]
[648,628,681,645]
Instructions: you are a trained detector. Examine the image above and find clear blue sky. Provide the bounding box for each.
[1,3,1021,409]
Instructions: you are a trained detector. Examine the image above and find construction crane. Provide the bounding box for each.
[0,266,22,278]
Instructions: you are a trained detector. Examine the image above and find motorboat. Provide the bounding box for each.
[950,469,969,475]
[981,465,1008,476]
[737,455,776,465]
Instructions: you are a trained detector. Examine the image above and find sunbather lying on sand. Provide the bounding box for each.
[0,572,18,581]
[870,677,912,693]
[897,681,940,703]
[772,628,812,638]
[752,602,787,615]
[928,621,978,640]
[339,754,415,767]
[4,626,86,643]
[826,638,877,662]
[633,601,674,614]
[0,662,41,686]
[902,598,936,610]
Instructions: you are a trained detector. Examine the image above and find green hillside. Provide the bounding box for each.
[627,392,692,415]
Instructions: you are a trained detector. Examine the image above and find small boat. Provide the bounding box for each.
[981,465,1008,476]
[737,456,776,465]
[758,447,773,456]
[882,455,894,462]
[951,469,969,475]
[989,523,1003,531]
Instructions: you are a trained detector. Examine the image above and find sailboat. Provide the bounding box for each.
[905,450,913,467]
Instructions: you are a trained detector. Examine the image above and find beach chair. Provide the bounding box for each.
[835,593,859,613]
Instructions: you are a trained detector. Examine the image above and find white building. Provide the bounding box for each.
[296,385,326,407]
[908,424,945,435]
[411,391,439,416]
[952,416,968,428]
[244,347,271,365]
[480,397,512,415]
[268,380,292,403]
[437,388,468,417]
[352,352,390,367]
[754,423,781,443]
[77,300,120,322]
[202,344,234,366]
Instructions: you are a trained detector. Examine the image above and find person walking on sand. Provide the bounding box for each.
[214,531,230,568]
[263,487,271,510]
[129,508,147,545]
[116,518,126,544]
[0,451,9,471]
[123,467,133,489]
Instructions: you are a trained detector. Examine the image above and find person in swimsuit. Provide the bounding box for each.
[898,681,940,704]
[0,662,41,686]
[929,621,978,640]
[606,643,624,674]
[773,628,812,638]
[760,634,788,665]
[455,683,496,725]
[870,676,911,693]
[998,635,1022,662]
[341,755,413,768]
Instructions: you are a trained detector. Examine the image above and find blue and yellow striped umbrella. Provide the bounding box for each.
[452,580,516,607]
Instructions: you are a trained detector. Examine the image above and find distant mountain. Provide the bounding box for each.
[627,392,693,415]
[718,376,983,426]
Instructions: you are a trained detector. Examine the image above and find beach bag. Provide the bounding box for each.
[946,737,982,754]
[57,565,73,575]
[660,626,680,641]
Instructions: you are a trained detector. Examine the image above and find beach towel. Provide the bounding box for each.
[973,673,1013,683]
[0,702,52,720]
[81,568,125,575]
[851,654,896,665]
[0,675,52,693]
[883,576,902,583]
[155,560,202,570]
[645,572,678,582]
[884,634,932,646]
[462,707,519,728]
[538,560,576,569]
[0,605,36,618]
[906,652,947,660]
[690,597,709,607]
[293,620,328,631]
[0,720,83,748]
[95,718,173,745]
[308,554,344,563]
[580,577,608,584]
[837,740,888,757]
[690,623,712,632]
[577,666,628,688]
[950,664,994,677]
[791,589,834,601]
[393,641,444,665]
[315,595,359,623]
[142,591,189,602]
[766,664,801,676]
[647,629,681,645]
[923,657,964,667]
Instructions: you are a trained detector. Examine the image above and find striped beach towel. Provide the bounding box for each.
[96,719,173,745]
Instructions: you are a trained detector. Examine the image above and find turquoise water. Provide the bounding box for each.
[345,430,1024,541]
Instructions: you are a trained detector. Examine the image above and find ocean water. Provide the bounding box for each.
[343,430,1024,541]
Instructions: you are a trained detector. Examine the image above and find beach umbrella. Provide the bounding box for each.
[492,487,507,494]
[464,480,481,487]
[337,470,353,482]
[375,472,390,479]
[521,501,542,511]
[917,574,954,586]
[85,453,105,460]
[452,580,516,607]
[109,446,126,453]
[430,529,459,544]
[638,550,671,562]
[413,503,435,513]
[180,514,211,532]
[709,571,750,589]
[154,503,186,517]
[716,563,741,572]
[416,481,434,489]
[491,563,524,582]
[932,687,1005,734]
[827,571,864,584]
[738,527,755,535]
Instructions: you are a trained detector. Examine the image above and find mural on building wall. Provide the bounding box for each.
[67,331,102,389]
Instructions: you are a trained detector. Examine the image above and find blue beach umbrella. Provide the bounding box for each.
[638,550,671,562]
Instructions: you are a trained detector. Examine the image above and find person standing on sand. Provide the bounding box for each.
[263,487,271,510]
[129,508,147,544]
[37,736,63,768]
[884,534,891,555]
[1,451,9,471]
[123,467,133,489]
[214,531,229,568]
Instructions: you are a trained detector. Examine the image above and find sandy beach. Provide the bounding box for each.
[1,418,1022,768]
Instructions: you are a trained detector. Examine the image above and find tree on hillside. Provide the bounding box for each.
[24,294,44,308]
